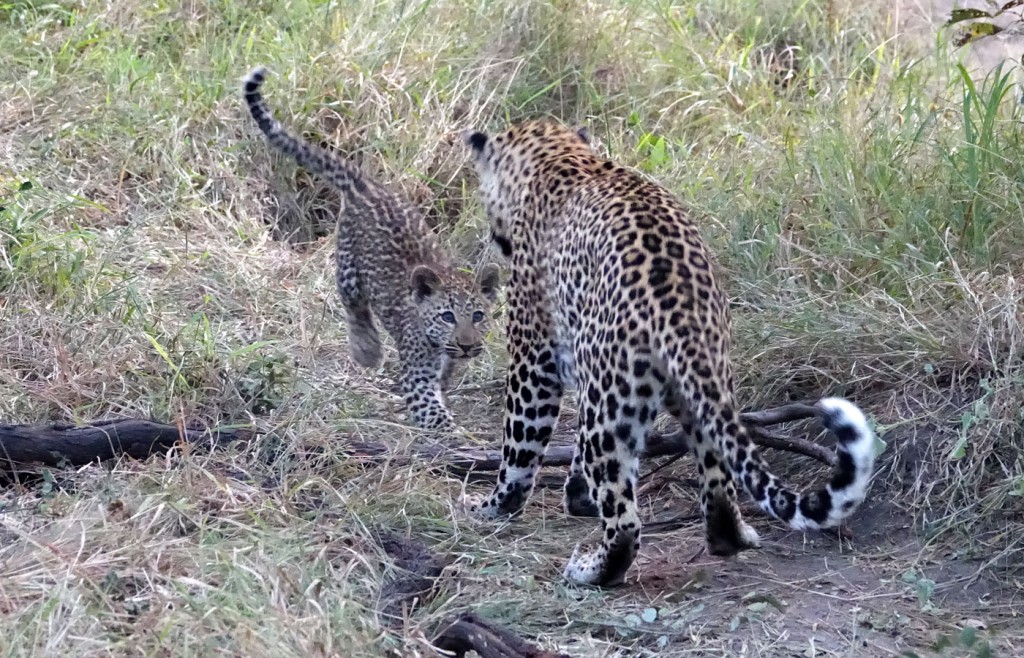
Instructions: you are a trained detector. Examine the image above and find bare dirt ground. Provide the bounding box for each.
[436,385,1022,656]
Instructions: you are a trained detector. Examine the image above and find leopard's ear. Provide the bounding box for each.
[461,129,488,152]
[477,263,501,302]
[411,265,442,300]
[574,125,591,145]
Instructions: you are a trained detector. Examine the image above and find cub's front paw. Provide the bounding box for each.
[459,492,501,521]
[562,543,628,587]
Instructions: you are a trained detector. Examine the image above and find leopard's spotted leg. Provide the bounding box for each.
[563,445,600,517]
[345,304,383,368]
[561,348,660,587]
[665,385,760,556]
[464,340,563,519]
[561,349,599,518]
[689,423,761,555]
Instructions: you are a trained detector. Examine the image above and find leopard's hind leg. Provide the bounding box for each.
[561,345,660,587]
[664,385,760,557]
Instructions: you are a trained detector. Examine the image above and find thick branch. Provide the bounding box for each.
[739,402,821,426]
[745,426,836,466]
[740,402,837,466]
[646,424,836,467]
[0,401,833,476]
[434,612,568,658]
[0,419,248,469]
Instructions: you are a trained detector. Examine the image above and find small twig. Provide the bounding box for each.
[450,379,505,393]
[640,451,687,483]
[643,513,702,534]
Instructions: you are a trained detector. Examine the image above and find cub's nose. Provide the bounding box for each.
[458,342,474,355]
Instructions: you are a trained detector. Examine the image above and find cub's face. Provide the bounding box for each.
[411,264,501,357]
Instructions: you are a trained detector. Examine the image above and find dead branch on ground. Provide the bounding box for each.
[0,419,249,470]
[434,612,569,658]
[0,401,835,477]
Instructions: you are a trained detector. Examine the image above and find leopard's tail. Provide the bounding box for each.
[242,66,368,196]
[656,309,878,531]
[726,397,877,530]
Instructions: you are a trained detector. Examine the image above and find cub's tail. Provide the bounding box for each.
[242,66,366,194]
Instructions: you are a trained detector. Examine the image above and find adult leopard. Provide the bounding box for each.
[459,120,877,586]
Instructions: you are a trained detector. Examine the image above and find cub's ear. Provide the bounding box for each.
[574,125,591,144]
[461,129,489,152]
[411,265,443,300]
[477,263,502,301]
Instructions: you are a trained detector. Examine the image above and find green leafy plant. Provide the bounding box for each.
[944,1,1024,47]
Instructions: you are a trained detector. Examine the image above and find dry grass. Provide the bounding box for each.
[2,0,1023,655]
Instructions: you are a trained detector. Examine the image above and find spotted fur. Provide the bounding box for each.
[459,120,877,586]
[242,67,500,432]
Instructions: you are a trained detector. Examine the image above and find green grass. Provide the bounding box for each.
[2,0,1023,655]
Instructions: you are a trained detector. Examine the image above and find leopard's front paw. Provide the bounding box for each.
[562,536,638,588]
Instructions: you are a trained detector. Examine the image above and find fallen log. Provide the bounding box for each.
[376,530,450,622]
[434,612,569,658]
[367,532,567,656]
[0,401,835,475]
[0,419,249,470]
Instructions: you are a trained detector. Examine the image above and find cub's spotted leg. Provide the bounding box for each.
[464,341,563,519]
[562,354,658,587]
[345,305,383,368]
[439,356,467,394]
[336,231,382,368]
[397,337,455,432]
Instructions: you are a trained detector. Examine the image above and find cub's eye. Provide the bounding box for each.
[440,311,456,323]
[472,310,486,323]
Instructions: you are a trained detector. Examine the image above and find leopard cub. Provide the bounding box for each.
[243,66,500,432]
